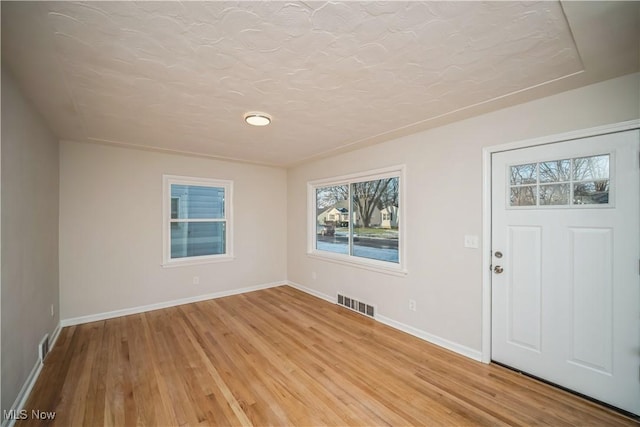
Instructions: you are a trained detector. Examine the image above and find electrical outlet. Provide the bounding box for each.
[409,299,417,311]
[50,304,54,317]
[193,276,200,285]
[312,271,317,280]
[464,235,479,249]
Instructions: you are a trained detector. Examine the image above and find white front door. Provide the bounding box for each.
[491,129,640,415]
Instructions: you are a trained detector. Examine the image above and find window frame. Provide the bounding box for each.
[307,165,406,276]
[162,174,234,267]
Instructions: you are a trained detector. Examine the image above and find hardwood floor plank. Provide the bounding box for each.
[245,289,504,425]
[140,312,180,425]
[178,309,253,426]
[199,301,356,426]
[18,286,638,426]
[81,321,107,425]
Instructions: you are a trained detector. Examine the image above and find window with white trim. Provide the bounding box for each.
[163,175,233,266]
[308,166,405,274]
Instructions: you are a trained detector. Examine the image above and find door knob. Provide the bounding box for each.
[494,265,504,274]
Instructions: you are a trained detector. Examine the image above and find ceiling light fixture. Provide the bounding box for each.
[244,112,272,126]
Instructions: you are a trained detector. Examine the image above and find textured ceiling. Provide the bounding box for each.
[2,1,639,166]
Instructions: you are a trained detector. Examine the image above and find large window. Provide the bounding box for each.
[163,175,233,266]
[308,166,405,274]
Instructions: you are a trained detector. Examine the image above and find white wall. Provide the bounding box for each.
[287,73,640,356]
[1,67,60,413]
[59,141,287,320]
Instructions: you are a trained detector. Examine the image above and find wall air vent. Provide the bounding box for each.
[39,334,50,364]
[337,294,375,318]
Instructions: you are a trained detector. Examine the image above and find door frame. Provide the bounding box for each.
[480,119,640,364]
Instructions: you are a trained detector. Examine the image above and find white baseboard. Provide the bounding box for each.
[286,280,334,304]
[286,280,482,362]
[50,322,62,350]
[376,315,482,362]
[60,281,285,327]
[2,321,62,427]
[2,362,42,427]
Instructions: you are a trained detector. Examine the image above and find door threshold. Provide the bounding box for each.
[491,361,640,422]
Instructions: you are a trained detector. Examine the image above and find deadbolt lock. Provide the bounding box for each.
[495,251,503,258]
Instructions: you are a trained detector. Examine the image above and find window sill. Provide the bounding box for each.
[307,251,407,277]
[162,255,235,268]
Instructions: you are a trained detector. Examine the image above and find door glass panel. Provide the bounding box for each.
[574,180,610,205]
[508,153,611,209]
[573,154,609,181]
[539,184,570,205]
[510,163,537,185]
[510,186,537,206]
[539,159,570,183]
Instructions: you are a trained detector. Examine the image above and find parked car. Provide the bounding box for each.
[316,222,335,236]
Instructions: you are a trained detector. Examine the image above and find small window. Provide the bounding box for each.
[308,166,405,274]
[163,175,233,266]
[509,154,610,208]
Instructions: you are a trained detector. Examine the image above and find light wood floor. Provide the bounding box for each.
[20,286,637,426]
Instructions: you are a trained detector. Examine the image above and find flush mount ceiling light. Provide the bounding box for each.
[244,112,272,126]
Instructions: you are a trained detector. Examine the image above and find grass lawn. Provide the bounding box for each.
[336,227,398,238]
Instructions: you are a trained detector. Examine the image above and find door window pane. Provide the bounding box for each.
[539,159,570,183]
[574,180,610,205]
[574,155,609,181]
[539,184,570,205]
[510,186,537,206]
[510,163,537,185]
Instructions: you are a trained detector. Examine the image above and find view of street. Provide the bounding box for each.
[316,231,399,263]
